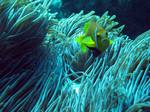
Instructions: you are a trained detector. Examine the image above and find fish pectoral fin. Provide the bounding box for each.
[81,44,88,53]
[82,36,96,47]
[109,39,113,45]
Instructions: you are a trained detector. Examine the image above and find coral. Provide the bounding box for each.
[0,0,149,111]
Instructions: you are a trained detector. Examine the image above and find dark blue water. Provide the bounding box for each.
[53,0,150,39]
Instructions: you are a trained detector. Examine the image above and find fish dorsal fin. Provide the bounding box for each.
[97,26,106,36]
[84,21,90,34]
[82,36,96,47]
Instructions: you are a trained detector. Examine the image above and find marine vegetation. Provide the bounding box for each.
[0,0,150,112]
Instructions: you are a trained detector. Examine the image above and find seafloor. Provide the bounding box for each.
[0,0,150,112]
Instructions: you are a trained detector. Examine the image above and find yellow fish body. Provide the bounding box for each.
[76,19,113,56]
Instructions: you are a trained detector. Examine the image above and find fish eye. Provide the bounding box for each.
[102,38,109,44]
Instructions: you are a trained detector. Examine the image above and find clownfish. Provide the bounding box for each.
[76,19,113,56]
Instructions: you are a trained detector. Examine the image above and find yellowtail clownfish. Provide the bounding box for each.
[76,19,113,56]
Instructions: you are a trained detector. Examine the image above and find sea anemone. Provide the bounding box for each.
[0,0,58,111]
[0,0,149,111]
[49,11,150,112]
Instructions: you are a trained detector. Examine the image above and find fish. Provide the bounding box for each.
[76,18,113,56]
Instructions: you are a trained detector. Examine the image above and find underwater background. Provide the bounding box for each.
[52,0,150,38]
[0,0,150,112]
